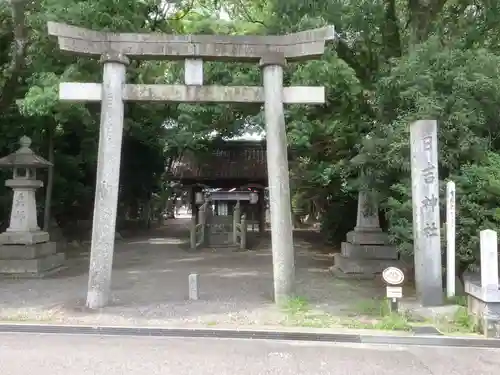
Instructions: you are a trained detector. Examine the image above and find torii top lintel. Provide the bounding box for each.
[46,22,336,62]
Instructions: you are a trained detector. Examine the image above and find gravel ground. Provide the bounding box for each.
[0,219,388,327]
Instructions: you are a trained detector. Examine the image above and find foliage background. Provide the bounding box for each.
[2,0,499,274]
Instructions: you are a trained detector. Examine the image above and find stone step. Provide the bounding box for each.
[0,231,49,245]
[341,242,398,260]
[0,252,65,278]
[0,241,57,259]
[332,253,403,276]
[346,230,390,245]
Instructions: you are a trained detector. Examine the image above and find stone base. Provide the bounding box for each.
[329,265,376,280]
[354,226,382,233]
[331,253,402,279]
[464,277,500,338]
[0,241,65,278]
[346,230,390,245]
[0,241,57,259]
[341,242,398,260]
[0,231,49,245]
[207,244,247,251]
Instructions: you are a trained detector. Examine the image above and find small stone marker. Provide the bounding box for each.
[382,266,405,312]
[480,230,499,291]
[189,273,199,300]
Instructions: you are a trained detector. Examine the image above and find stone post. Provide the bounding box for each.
[190,215,197,250]
[199,202,207,246]
[258,189,266,233]
[260,52,295,303]
[86,52,129,309]
[480,230,499,292]
[410,119,443,306]
[464,230,500,337]
[446,181,456,298]
[188,273,199,300]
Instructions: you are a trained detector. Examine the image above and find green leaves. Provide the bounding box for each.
[2,0,500,257]
[17,72,59,116]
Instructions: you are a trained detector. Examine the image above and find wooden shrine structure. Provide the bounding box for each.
[171,140,268,249]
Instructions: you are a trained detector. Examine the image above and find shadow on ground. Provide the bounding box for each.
[0,219,392,328]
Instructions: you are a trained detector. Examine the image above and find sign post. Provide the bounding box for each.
[446,180,456,298]
[382,267,405,313]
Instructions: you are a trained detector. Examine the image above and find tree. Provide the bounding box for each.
[2,0,500,276]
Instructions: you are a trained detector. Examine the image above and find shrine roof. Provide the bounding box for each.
[170,140,268,185]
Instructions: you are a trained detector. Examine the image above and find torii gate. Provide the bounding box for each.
[47,22,336,309]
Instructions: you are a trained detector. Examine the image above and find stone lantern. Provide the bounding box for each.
[249,191,258,204]
[0,136,65,277]
[195,191,204,205]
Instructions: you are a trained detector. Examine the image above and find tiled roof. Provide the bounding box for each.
[171,140,267,181]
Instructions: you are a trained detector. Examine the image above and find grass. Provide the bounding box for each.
[345,298,412,331]
[432,305,480,334]
[359,294,480,335]
[343,313,411,331]
[279,295,480,334]
[280,296,336,328]
[446,295,467,307]
[0,312,57,323]
[279,296,413,331]
[281,296,310,314]
[353,298,391,316]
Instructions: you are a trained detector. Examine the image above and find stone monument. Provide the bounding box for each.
[47,22,336,307]
[332,190,399,278]
[464,229,500,338]
[410,119,443,306]
[0,136,65,277]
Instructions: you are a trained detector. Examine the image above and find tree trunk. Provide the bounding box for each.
[382,0,402,59]
[43,126,55,231]
[407,0,448,47]
[0,0,28,110]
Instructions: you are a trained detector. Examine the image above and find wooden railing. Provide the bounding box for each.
[232,202,247,250]
[190,201,208,250]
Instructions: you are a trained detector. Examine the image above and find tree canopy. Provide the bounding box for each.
[2,0,500,273]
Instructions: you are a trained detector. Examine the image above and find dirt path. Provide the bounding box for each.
[0,219,385,328]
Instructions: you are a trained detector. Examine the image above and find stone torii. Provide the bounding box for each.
[47,22,336,309]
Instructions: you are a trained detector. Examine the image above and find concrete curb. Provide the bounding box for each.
[0,323,499,348]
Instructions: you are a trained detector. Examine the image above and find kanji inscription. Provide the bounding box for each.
[422,135,432,151]
[421,194,438,212]
[423,222,439,238]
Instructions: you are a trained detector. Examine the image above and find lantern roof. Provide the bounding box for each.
[0,136,52,168]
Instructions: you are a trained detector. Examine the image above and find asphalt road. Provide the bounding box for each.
[0,333,498,374]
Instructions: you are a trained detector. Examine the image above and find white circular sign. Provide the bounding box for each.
[382,267,405,285]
